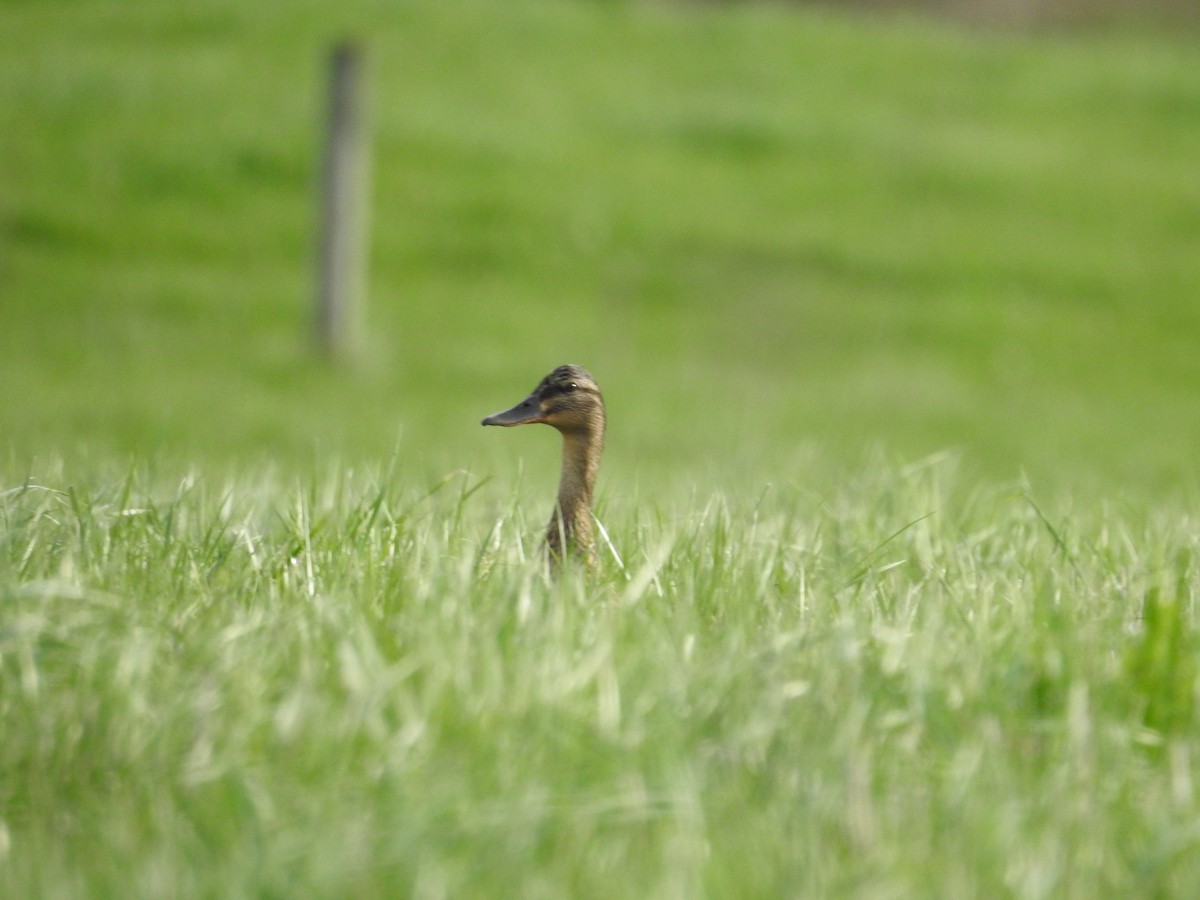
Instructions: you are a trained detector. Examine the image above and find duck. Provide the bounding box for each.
[482,365,606,565]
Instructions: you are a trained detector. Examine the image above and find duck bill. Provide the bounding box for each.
[481,393,546,427]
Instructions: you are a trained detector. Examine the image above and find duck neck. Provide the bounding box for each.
[548,423,604,560]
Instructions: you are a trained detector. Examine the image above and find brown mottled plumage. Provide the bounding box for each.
[481,365,606,565]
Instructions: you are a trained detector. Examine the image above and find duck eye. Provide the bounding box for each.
[565,382,577,392]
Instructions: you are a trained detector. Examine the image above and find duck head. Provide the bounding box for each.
[481,364,604,435]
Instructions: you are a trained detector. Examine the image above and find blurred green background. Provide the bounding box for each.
[2,0,1198,498]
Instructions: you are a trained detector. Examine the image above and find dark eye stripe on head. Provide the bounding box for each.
[541,382,577,399]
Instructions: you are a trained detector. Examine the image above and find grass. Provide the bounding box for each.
[2,458,1199,896]
[3,0,1200,895]
[1,0,1199,491]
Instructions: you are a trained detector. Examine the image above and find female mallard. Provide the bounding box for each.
[482,365,605,564]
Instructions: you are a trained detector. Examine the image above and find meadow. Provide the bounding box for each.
[2,0,1200,896]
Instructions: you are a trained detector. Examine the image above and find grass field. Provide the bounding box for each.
[4,462,1200,896]
[3,0,1200,896]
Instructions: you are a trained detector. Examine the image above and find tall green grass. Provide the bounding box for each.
[2,458,1198,896]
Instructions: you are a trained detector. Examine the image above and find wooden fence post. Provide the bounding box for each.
[316,41,369,359]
